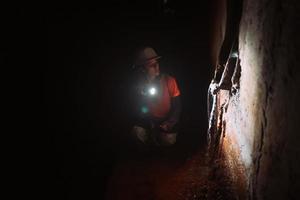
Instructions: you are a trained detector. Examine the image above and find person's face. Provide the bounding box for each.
[144,61,160,79]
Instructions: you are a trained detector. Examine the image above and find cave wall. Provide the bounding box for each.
[218,0,300,199]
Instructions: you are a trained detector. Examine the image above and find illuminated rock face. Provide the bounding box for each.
[216,0,300,199]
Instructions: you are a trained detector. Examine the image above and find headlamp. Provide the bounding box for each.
[149,87,157,96]
[141,85,159,97]
[141,76,161,98]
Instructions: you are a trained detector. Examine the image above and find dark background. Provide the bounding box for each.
[41,1,214,199]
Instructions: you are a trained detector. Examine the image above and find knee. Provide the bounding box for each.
[160,132,177,146]
[131,125,148,144]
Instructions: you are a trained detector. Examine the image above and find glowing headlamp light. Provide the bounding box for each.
[141,84,159,97]
[149,87,157,96]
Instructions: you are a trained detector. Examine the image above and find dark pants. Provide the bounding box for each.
[131,117,178,146]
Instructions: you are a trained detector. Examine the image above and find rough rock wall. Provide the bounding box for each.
[220,0,300,199]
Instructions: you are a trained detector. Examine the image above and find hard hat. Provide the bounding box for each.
[134,47,162,67]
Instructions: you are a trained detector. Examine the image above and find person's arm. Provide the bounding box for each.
[160,76,181,132]
[160,96,181,132]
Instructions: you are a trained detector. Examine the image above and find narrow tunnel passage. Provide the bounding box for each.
[43,0,300,199]
[105,0,245,199]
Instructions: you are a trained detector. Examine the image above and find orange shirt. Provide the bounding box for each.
[146,75,180,118]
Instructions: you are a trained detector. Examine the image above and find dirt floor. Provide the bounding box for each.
[105,140,238,200]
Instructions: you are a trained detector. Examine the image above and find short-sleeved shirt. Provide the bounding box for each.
[145,74,180,118]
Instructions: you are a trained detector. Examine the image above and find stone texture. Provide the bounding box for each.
[217,0,300,199]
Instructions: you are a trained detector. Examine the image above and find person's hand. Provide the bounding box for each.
[160,121,172,132]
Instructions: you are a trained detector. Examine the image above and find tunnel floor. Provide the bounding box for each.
[105,137,238,200]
